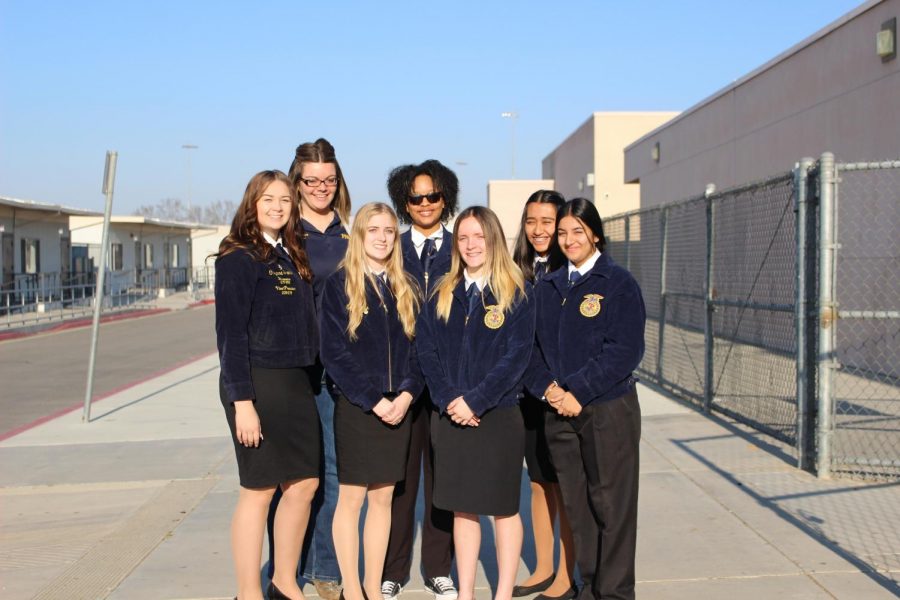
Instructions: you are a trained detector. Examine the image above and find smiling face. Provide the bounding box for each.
[363,211,397,270]
[408,174,445,235]
[525,202,558,256]
[456,216,487,278]
[557,215,599,268]
[298,161,338,216]
[256,179,293,239]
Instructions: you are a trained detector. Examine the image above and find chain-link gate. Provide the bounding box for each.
[605,154,899,480]
[825,159,900,479]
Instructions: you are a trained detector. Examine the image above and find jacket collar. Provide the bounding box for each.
[549,252,614,295]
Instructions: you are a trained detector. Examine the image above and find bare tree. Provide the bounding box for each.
[133,198,236,225]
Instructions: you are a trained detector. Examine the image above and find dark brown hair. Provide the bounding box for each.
[216,170,313,281]
[288,138,352,224]
[512,189,566,281]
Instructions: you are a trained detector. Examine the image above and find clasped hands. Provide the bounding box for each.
[447,396,480,427]
[373,391,414,426]
[544,383,582,417]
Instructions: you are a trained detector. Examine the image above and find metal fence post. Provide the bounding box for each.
[795,157,816,471]
[817,152,837,478]
[703,196,715,412]
[656,207,669,383]
[623,215,631,271]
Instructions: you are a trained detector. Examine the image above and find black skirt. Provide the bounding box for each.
[431,404,525,516]
[334,393,412,485]
[221,366,320,489]
[521,393,558,483]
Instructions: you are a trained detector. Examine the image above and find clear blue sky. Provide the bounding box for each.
[1,0,863,216]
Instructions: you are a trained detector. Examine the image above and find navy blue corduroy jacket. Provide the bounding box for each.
[215,248,319,402]
[400,227,452,297]
[416,280,536,417]
[525,253,645,406]
[319,269,424,411]
[301,214,349,308]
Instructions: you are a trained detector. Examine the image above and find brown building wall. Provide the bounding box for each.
[626,0,900,207]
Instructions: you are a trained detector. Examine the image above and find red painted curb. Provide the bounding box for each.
[0,349,218,442]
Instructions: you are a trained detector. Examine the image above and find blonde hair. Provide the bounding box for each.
[433,206,526,321]
[342,203,421,340]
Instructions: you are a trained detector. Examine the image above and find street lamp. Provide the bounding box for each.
[500,111,518,178]
[182,144,198,217]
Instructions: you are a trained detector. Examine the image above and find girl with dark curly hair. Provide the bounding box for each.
[381,160,460,600]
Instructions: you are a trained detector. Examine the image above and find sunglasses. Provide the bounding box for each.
[408,192,443,206]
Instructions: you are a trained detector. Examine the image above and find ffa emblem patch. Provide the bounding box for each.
[579,294,603,318]
[484,305,505,329]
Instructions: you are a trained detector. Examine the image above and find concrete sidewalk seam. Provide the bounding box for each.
[31,477,218,600]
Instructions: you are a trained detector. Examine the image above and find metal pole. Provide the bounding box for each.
[623,215,631,270]
[656,208,669,383]
[501,111,518,178]
[795,157,815,471]
[816,152,836,478]
[703,196,715,412]
[83,151,117,423]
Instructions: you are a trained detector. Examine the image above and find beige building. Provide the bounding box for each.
[486,179,555,250]
[542,112,679,216]
[625,0,900,208]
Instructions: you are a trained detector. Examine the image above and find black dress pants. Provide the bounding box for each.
[545,388,640,600]
[383,395,454,582]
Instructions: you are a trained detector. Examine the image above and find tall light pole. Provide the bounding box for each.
[182,144,198,217]
[500,111,518,178]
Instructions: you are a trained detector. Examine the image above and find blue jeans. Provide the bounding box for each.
[300,374,341,582]
[266,372,341,583]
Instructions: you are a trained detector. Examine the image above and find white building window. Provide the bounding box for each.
[110,243,123,270]
[144,243,154,269]
[171,244,179,268]
[21,239,40,273]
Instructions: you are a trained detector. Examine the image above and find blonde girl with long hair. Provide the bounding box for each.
[318,202,424,600]
[416,206,536,600]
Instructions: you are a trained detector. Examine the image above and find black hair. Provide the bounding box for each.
[557,197,606,253]
[386,159,459,225]
[512,189,566,281]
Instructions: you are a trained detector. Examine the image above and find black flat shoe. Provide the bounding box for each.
[267,580,290,599]
[534,586,577,600]
[512,574,554,597]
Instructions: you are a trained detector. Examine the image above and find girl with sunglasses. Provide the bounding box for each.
[382,160,459,600]
[526,199,645,600]
[416,206,535,600]
[510,191,575,600]
[319,202,423,600]
[215,170,320,600]
[266,138,351,600]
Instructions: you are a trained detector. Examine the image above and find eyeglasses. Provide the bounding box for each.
[301,176,339,188]
[408,192,443,206]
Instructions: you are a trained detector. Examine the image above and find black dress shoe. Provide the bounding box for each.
[534,586,577,600]
[512,574,554,597]
[267,581,290,599]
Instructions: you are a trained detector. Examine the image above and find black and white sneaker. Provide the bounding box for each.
[425,576,458,600]
[381,580,402,600]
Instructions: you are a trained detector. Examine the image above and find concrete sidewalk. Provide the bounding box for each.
[1,354,898,599]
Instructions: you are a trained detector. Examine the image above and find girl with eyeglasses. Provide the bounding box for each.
[526,199,645,600]
[381,160,459,600]
[319,202,423,600]
[416,206,535,600]
[215,170,320,600]
[266,138,351,600]
[510,191,575,600]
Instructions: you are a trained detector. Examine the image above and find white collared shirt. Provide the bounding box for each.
[262,231,287,254]
[410,226,444,258]
[463,270,486,292]
[568,249,601,279]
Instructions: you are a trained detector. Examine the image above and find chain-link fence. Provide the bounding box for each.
[605,154,900,480]
[827,160,900,479]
